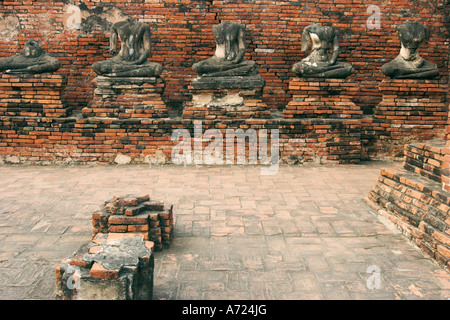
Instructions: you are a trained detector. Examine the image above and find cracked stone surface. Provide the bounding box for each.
[84,235,152,270]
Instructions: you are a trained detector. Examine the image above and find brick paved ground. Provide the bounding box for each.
[0,162,449,300]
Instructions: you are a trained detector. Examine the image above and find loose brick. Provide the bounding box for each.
[89,262,119,280]
[108,214,149,225]
[128,224,150,232]
[125,204,146,216]
[108,225,128,233]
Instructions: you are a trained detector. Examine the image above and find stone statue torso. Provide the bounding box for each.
[292,23,353,78]
[0,40,61,74]
[192,21,258,77]
[91,18,163,77]
[305,33,331,64]
[381,20,439,79]
[114,20,148,62]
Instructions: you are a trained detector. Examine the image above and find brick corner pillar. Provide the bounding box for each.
[182,74,271,120]
[283,77,362,119]
[82,76,168,119]
[0,73,70,117]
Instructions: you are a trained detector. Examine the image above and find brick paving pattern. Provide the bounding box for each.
[0,162,449,300]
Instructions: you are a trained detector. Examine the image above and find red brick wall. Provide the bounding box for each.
[0,0,448,111]
[0,116,362,165]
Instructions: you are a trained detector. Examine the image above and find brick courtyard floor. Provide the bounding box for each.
[0,161,449,300]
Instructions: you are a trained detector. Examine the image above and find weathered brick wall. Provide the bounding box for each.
[0,116,362,165]
[283,78,362,119]
[0,1,448,162]
[0,0,448,111]
[0,74,70,117]
[366,138,450,271]
[364,79,448,159]
[367,167,450,272]
[404,140,446,184]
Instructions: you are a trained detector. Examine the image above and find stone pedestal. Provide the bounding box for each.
[284,78,361,119]
[182,75,271,119]
[282,78,363,163]
[0,74,70,117]
[374,79,447,139]
[55,233,154,300]
[82,76,168,119]
[369,79,448,157]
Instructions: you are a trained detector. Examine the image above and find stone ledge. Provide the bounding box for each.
[94,76,163,88]
[0,73,67,82]
[191,75,266,90]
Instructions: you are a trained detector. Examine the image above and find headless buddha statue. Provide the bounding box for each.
[381,20,439,79]
[92,18,163,77]
[0,40,61,74]
[292,23,354,79]
[192,21,258,77]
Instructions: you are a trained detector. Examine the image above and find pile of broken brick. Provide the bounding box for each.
[92,194,174,252]
[55,194,174,300]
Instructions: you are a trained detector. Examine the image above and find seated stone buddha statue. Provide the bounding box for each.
[192,21,258,77]
[381,20,439,79]
[0,40,61,74]
[92,18,163,77]
[292,23,354,78]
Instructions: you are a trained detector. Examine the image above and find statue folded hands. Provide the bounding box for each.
[92,18,163,77]
[292,23,354,79]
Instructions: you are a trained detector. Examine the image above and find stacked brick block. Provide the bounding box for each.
[92,194,174,252]
[55,233,154,300]
[366,79,448,158]
[366,139,450,272]
[283,78,362,119]
[82,77,168,119]
[0,74,70,118]
[403,140,446,184]
[376,79,448,131]
[280,78,362,163]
